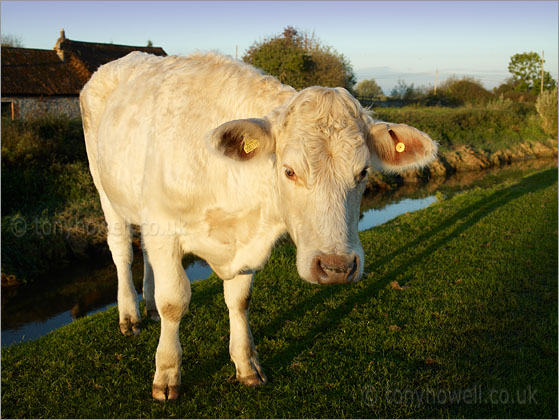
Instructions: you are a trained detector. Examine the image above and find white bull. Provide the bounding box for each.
[80,51,437,401]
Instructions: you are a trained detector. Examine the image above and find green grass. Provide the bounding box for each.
[2,167,557,418]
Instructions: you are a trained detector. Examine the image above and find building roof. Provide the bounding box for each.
[1,30,167,97]
[54,32,167,75]
[1,47,85,96]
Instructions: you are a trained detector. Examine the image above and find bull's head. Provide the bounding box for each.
[208,87,437,284]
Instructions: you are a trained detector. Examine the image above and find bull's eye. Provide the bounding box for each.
[284,165,297,181]
[357,167,370,183]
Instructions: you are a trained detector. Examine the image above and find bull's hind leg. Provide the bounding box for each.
[143,233,190,401]
[224,274,267,386]
[99,194,141,336]
[141,236,159,321]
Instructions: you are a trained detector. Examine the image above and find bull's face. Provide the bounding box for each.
[208,87,437,285]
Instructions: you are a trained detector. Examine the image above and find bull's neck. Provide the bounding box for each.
[219,157,287,238]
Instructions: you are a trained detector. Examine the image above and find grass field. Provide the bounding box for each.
[2,167,557,418]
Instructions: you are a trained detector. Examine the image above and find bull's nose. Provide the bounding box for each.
[312,254,359,284]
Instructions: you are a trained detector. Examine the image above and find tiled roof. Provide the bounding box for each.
[56,38,167,75]
[1,47,85,96]
[1,31,167,97]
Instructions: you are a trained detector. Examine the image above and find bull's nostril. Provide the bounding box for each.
[312,254,359,284]
[348,257,358,281]
[313,257,329,282]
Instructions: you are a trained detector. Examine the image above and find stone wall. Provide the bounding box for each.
[2,96,81,120]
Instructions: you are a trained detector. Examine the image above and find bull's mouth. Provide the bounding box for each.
[311,254,359,284]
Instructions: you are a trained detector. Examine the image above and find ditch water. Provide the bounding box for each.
[2,159,556,347]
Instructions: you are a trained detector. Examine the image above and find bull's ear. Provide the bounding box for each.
[367,122,438,173]
[207,118,275,161]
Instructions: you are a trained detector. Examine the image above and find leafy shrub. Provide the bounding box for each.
[373,104,546,152]
[1,116,85,167]
[355,78,385,99]
[438,76,494,106]
[535,89,558,138]
[1,116,102,283]
[1,117,89,215]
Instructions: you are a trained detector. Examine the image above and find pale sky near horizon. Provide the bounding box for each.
[2,1,557,94]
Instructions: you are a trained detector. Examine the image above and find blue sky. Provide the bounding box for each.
[2,1,557,93]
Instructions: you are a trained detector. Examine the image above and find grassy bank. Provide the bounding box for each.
[1,117,107,285]
[2,167,556,418]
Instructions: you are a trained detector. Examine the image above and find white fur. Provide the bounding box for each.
[80,51,437,399]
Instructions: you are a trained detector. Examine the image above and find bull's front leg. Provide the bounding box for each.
[143,234,190,401]
[223,273,267,386]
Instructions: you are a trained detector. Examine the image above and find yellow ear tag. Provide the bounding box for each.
[243,136,260,154]
[395,142,406,153]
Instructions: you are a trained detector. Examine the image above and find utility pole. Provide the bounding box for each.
[434,70,438,95]
[540,51,545,95]
[235,45,238,61]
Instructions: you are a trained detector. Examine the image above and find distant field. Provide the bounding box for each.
[2,167,556,418]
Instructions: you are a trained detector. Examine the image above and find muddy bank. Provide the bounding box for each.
[367,139,558,189]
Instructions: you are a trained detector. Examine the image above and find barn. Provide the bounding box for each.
[1,30,166,120]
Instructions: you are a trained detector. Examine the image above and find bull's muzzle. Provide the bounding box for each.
[312,253,359,284]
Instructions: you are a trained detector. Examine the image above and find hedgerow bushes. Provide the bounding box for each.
[1,116,89,214]
[373,101,548,152]
[1,117,105,284]
[536,89,558,138]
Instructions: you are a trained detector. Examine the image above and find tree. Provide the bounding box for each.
[309,47,356,91]
[1,34,23,47]
[493,77,536,103]
[243,26,356,91]
[508,52,556,94]
[390,79,422,100]
[147,40,154,47]
[438,76,494,105]
[354,78,385,99]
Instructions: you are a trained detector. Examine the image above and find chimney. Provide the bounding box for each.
[54,28,66,61]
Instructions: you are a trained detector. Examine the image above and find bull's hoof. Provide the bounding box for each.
[238,370,268,387]
[119,320,142,336]
[152,384,181,401]
[145,307,161,322]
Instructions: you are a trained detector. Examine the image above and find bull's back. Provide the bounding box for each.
[81,52,294,223]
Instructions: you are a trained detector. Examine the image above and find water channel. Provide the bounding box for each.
[2,159,556,347]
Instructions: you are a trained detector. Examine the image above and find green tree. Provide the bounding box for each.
[438,76,494,105]
[390,79,422,100]
[355,78,385,99]
[493,77,536,103]
[243,26,356,91]
[508,52,556,94]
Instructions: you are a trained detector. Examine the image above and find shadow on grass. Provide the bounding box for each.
[182,169,557,401]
